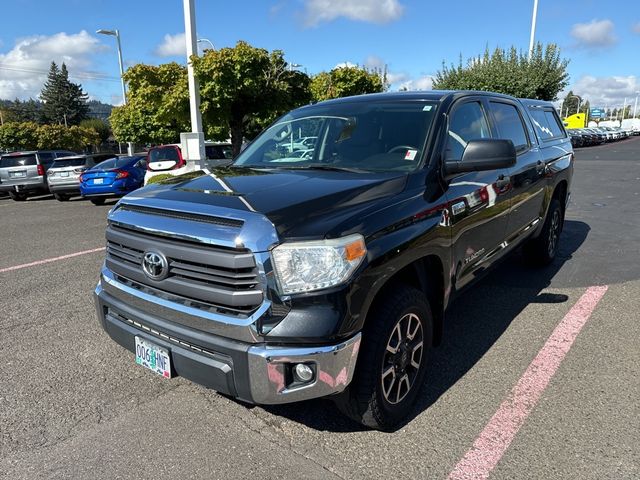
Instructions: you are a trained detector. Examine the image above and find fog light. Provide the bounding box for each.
[293,363,314,382]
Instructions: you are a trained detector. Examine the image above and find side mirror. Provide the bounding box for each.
[443,139,516,178]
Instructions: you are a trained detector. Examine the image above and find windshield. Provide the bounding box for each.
[234,101,437,172]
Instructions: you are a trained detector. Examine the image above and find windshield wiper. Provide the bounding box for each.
[271,164,369,173]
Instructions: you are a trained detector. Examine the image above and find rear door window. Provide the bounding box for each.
[528,107,566,141]
[0,155,37,168]
[489,102,530,153]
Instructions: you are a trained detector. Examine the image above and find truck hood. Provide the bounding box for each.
[126,167,407,238]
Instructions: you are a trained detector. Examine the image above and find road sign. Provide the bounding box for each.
[590,108,604,118]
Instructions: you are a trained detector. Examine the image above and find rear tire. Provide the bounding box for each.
[334,285,432,431]
[524,198,563,266]
[54,193,69,202]
[90,198,105,205]
[9,192,27,201]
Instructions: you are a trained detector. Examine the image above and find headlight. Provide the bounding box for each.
[271,234,367,295]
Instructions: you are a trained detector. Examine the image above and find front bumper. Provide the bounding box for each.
[94,278,361,404]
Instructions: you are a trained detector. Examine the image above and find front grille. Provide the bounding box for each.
[105,224,263,314]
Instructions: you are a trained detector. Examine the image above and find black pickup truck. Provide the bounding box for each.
[95,91,573,430]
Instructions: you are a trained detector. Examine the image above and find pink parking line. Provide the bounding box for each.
[448,285,608,480]
[0,247,105,274]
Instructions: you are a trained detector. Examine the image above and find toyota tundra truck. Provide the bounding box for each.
[94,91,573,430]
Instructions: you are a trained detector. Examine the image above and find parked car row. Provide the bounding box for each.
[0,150,147,204]
[567,126,633,148]
[1,141,235,203]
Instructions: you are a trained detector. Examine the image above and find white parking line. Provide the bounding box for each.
[0,247,105,274]
[448,285,609,480]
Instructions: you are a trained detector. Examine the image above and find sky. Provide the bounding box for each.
[0,0,639,112]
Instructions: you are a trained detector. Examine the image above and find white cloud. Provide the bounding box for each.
[154,33,186,57]
[0,30,106,100]
[569,75,640,109]
[334,61,358,68]
[570,19,616,48]
[398,75,434,91]
[303,0,404,27]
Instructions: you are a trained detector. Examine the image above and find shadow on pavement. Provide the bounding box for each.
[258,220,591,432]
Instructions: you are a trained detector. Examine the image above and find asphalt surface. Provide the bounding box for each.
[1,138,639,479]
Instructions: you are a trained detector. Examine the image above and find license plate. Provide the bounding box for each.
[10,171,26,178]
[60,171,69,177]
[93,178,104,184]
[135,337,171,378]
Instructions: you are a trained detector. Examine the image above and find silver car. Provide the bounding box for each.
[0,150,76,201]
[47,153,116,201]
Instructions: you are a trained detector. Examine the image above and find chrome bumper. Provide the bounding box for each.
[247,333,361,404]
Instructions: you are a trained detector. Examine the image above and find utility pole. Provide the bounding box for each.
[181,0,205,170]
[633,92,639,119]
[621,97,627,121]
[528,0,539,59]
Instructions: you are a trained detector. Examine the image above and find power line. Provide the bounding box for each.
[0,63,121,83]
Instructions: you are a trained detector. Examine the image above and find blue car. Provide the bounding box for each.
[80,155,147,205]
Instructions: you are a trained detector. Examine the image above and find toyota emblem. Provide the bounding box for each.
[142,251,168,280]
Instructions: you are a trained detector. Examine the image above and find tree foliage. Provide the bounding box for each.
[310,66,386,102]
[40,62,90,125]
[80,118,112,144]
[193,41,312,155]
[0,122,98,151]
[109,62,190,145]
[432,43,570,101]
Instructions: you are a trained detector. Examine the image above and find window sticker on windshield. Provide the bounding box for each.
[405,149,418,161]
[423,105,433,111]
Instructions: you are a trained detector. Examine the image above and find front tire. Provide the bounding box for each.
[524,198,563,265]
[334,285,432,430]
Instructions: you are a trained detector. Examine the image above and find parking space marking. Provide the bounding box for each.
[448,285,609,480]
[0,247,105,274]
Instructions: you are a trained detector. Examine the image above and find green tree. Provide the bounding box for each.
[0,122,39,150]
[433,43,570,101]
[80,118,111,146]
[35,124,99,151]
[310,66,385,102]
[110,62,190,145]
[40,62,90,125]
[192,41,312,155]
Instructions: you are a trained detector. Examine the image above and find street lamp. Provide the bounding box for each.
[633,91,640,119]
[528,0,539,59]
[97,28,133,155]
[564,94,581,117]
[197,38,215,51]
[289,63,303,72]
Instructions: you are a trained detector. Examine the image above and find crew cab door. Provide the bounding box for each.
[487,100,546,241]
[443,98,513,290]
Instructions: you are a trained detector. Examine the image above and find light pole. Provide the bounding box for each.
[634,91,640,119]
[564,94,581,116]
[182,0,205,169]
[197,38,215,52]
[528,0,539,59]
[97,28,133,155]
[289,63,303,72]
[621,97,627,121]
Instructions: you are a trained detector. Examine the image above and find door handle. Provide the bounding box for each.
[495,174,510,189]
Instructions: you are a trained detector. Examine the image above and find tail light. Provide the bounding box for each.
[114,169,129,179]
[37,164,45,176]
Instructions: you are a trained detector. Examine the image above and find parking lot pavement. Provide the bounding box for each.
[1,138,639,479]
